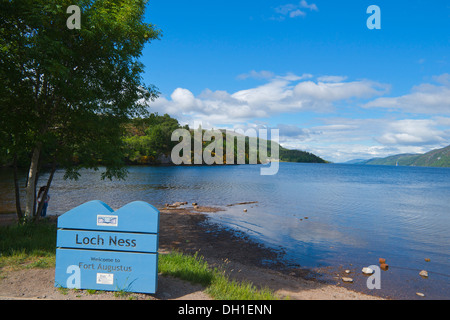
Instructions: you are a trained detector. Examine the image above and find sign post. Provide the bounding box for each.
[54,200,159,294]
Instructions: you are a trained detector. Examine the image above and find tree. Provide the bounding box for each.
[0,0,161,221]
[122,113,182,163]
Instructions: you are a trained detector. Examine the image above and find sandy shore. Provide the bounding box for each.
[0,206,384,300]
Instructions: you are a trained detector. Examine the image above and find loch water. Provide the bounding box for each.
[1,163,449,299]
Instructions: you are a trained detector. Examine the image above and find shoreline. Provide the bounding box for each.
[1,205,385,300]
[158,205,386,300]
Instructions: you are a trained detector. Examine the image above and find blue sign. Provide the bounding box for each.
[54,200,159,294]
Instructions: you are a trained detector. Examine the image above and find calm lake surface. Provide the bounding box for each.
[1,163,449,299]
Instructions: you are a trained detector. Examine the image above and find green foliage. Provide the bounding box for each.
[0,0,161,170]
[121,117,327,165]
[122,113,183,164]
[1,0,161,218]
[279,146,326,163]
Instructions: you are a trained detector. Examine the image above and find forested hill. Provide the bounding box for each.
[122,114,327,165]
[279,146,326,163]
[0,113,327,167]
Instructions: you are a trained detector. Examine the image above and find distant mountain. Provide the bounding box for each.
[412,144,450,167]
[364,153,421,166]
[345,145,450,168]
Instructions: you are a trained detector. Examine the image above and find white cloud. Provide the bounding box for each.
[276,124,318,141]
[274,1,318,20]
[275,3,297,15]
[279,117,450,162]
[171,88,196,108]
[376,119,449,146]
[289,9,306,18]
[148,73,388,127]
[293,79,389,102]
[299,0,318,11]
[433,73,450,85]
[146,74,450,163]
[317,75,348,83]
[364,74,450,114]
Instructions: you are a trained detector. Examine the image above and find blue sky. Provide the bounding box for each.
[140,0,450,162]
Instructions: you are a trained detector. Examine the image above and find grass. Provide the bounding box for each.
[159,251,276,300]
[0,220,56,272]
[159,251,213,286]
[0,220,278,300]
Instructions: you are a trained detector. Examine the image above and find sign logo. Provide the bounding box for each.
[96,273,114,285]
[97,215,118,227]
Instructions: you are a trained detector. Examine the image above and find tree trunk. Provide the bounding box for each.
[24,143,42,221]
[12,152,23,221]
[34,160,56,221]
